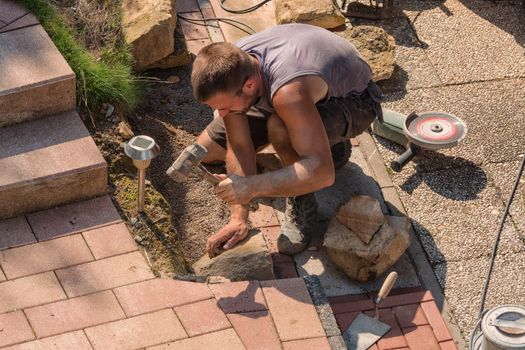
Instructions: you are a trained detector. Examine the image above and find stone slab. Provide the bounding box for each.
[1,331,92,350]
[227,311,282,350]
[0,13,39,34]
[174,299,230,336]
[27,196,120,241]
[0,25,75,126]
[0,216,36,250]
[209,280,268,313]
[147,328,245,350]
[408,3,525,84]
[82,222,138,259]
[0,0,29,24]
[294,251,420,296]
[0,311,34,347]
[0,112,107,219]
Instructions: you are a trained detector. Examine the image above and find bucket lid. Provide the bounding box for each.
[482,305,525,349]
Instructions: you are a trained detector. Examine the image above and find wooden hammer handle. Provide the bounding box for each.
[376,271,398,305]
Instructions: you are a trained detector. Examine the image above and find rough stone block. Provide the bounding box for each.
[324,215,410,282]
[122,0,177,71]
[192,230,275,281]
[274,0,345,29]
[336,195,385,244]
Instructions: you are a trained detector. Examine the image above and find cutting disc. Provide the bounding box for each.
[404,112,467,150]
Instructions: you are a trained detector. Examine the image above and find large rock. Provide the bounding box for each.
[122,0,177,71]
[192,230,275,281]
[336,195,384,244]
[323,215,410,282]
[338,25,396,82]
[274,0,346,29]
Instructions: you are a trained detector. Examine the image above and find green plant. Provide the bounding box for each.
[21,0,141,115]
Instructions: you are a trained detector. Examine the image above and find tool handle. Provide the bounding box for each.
[197,164,220,185]
[375,272,398,305]
[391,147,416,172]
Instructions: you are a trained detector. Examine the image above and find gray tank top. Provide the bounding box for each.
[235,23,372,116]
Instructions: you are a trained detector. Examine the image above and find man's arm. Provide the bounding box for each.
[206,112,257,256]
[217,76,335,202]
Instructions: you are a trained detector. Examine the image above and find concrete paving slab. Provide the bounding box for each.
[381,166,524,264]
[294,250,420,296]
[484,159,525,237]
[435,251,525,336]
[0,13,38,34]
[0,0,29,24]
[408,3,525,84]
[0,216,36,249]
[379,79,525,165]
[0,25,75,126]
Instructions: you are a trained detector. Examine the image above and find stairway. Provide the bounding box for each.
[0,1,107,219]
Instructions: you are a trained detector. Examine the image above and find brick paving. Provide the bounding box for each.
[0,0,462,348]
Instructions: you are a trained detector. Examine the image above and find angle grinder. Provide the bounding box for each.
[390,111,468,172]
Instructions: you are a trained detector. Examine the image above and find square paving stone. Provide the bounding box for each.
[408,3,525,84]
[435,251,525,337]
[174,299,230,336]
[0,216,36,250]
[384,167,524,264]
[27,196,121,241]
[484,160,525,238]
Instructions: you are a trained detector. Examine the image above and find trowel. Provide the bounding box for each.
[343,271,398,350]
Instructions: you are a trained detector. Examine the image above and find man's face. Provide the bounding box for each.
[204,81,260,118]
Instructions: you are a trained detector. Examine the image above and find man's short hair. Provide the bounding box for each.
[191,42,256,102]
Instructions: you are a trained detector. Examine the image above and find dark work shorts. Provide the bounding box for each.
[205,81,383,150]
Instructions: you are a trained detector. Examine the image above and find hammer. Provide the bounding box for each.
[166,144,259,211]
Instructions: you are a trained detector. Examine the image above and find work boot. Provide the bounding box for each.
[277,193,319,255]
[331,140,352,170]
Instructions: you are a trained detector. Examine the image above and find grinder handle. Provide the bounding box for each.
[196,164,220,185]
[391,144,421,172]
[375,271,398,305]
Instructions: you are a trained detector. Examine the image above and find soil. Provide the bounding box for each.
[86,64,231,277]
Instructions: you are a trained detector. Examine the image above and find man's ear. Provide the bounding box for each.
[242,75,258,95]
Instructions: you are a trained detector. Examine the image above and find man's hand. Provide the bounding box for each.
[206,218,249,257]
[214,174,253,205]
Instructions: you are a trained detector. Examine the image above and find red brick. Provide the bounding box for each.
[364,308,408,350]
[393,304,429,328]
[282,337,331,350]
[329,298,375,314]
[177,0,199,13]
[25,290,125,338]
[179,12,209,40]
[147,329,245,350]
[114,279,213,316]
[249,205,280,228]
[261,278,325,341]
[175,299,230,336]
[403,325,440,350]
[26,196,121,241]
[227,311,281,349]
[186,38,211,56]
[55,251,154,297]
[329,293,369,305]
[379,290,434,308]
[439,340,459,350]
[0,216,36,250]
[0,234,93,279]
[209,280,267,313]
[335,311,361,331]
[421,301,454,342]
[2,330,92,350]
[0,272,66,313]
[274,261,298,279]
[0,311,34,347]
[82,222,137,259]
[85,309,187,349]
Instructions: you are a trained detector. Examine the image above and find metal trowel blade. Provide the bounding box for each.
[343,313,391,350]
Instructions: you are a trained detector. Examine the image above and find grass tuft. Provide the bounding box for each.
[21,0,141,114]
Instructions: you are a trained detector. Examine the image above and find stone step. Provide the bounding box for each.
[0,24,75,127]
[0,111,107,219]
